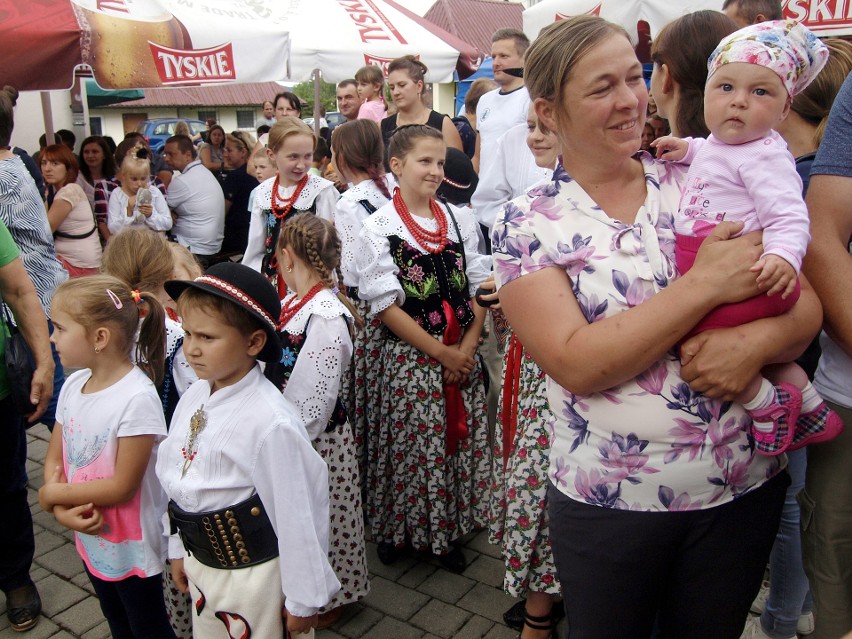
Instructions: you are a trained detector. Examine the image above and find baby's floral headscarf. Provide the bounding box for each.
[707,19,829,97]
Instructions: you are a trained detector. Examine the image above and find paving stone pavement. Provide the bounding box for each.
[1,423,533,639]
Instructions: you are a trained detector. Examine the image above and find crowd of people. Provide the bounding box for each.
[1,1,851,638]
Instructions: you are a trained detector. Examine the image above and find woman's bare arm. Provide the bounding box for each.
[500,223,763,395]
[803,174,852,356]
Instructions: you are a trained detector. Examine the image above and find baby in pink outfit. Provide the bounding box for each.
[656,20,842,456]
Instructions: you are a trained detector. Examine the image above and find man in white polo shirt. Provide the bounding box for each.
[164,134,225,268]
[472,28,532,245]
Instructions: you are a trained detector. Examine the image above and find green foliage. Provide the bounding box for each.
[291,78,338,114]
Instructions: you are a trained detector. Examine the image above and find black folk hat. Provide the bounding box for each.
[165,262,282,363]
[438,147,479,205]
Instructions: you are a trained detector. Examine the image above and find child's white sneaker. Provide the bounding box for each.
[749,580,815,635]
[797,611,815,635]
[740,616,795,639]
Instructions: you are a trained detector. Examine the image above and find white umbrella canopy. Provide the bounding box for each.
[523,0,852,41]
[0,0,479,92]
[285,0,482,82]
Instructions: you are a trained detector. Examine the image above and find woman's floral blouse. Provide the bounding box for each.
[492,154,782,511]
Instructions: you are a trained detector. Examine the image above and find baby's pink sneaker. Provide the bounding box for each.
[747,383,802,456]
[788,402,844,450]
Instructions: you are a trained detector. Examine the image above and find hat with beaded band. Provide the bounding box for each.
[165,262,282,362]
[438,147,479,205]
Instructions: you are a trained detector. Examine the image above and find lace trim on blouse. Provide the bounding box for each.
[254,174,334,211]
[280,289,353,334]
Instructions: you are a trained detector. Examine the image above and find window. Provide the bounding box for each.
[89,116,103,136]
[197,110,217,123]
[236,110,255,129]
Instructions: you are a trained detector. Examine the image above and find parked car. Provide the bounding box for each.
[135,118,206,155]
[302,111,345,133]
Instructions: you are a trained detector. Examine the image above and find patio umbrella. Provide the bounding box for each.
[0,0,479,92]
[523,0,852,41]
[84,79,144,108]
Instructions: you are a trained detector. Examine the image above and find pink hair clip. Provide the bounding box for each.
[106,289,123,310]
[130,289,142,304]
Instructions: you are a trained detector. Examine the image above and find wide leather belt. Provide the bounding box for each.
[168,493,278,570]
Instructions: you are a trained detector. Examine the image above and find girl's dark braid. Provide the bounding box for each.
[366,165,391,199]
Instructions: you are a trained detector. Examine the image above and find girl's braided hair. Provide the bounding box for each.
[277,214,364,330]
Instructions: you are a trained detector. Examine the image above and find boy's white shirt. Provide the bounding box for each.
[155,364,340,616]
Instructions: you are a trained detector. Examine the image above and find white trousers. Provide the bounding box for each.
[185,554,314,639]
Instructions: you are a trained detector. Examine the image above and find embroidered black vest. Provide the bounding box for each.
[259,206,316,288]
[263,320,347,433]
[385,235,475,340]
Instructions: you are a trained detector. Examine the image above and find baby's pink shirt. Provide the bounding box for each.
[674,130,810,272]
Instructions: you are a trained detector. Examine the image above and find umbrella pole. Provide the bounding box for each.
[313,69,321,138]
[40,92,55,148]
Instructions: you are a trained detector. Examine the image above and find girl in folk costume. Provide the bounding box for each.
[242,117,339,297]
[38,277,175,639]
[488,113,563,639]
[265,215,369,629]
[100,228,198,639]
[357,124,492,572]
[329,119,393,493]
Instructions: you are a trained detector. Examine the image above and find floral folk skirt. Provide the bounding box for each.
[344,298,384,502]
[314,420,370,610]
[489,344,561,597]
[366,336,491,555]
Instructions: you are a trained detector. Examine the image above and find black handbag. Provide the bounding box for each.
[1,299,35,416]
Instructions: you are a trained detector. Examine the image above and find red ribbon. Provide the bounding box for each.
[500,333,523,467]
[442,300,468,455]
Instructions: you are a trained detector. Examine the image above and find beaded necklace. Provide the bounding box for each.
[392,188,448,253]
[271,174,309,220]
[278,281,325,329]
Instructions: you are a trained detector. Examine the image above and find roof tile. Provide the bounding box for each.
[105,82,284,108]
[424,0,524,55]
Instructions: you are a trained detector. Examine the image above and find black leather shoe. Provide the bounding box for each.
[503,598,565,631]
[503,599,527,630]
[437,546,467,573]
[377,541,398,565]
[6,583,41,632]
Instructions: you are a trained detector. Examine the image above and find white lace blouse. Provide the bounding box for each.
[356,200,491,316]
[242,174,339,272]
[278,290,353,440]
[333,178,392,288]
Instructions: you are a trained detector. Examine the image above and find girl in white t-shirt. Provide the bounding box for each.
[38,275,175,639]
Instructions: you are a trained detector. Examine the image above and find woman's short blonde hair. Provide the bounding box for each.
[525,16,630,103]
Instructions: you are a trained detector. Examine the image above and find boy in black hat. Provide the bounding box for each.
[156,262,339,638]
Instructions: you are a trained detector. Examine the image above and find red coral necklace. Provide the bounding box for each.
[393,188,448,254]
[271,174,308,220]
[278,281,325,329]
